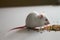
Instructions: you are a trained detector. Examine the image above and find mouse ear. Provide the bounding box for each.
[38,14,44,19]
[38,12,46,19]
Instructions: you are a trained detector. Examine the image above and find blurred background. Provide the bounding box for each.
[0,0,60,40]
[0,0,60,7]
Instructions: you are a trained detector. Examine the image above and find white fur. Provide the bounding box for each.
[26,11,49,28]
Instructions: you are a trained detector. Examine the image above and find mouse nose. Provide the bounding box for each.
[44,22,50,25]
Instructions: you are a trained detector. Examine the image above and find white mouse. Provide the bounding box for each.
[11,11,50,31]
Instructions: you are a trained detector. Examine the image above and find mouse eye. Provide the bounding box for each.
[45,18,48,21]
[44,18,50,25]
